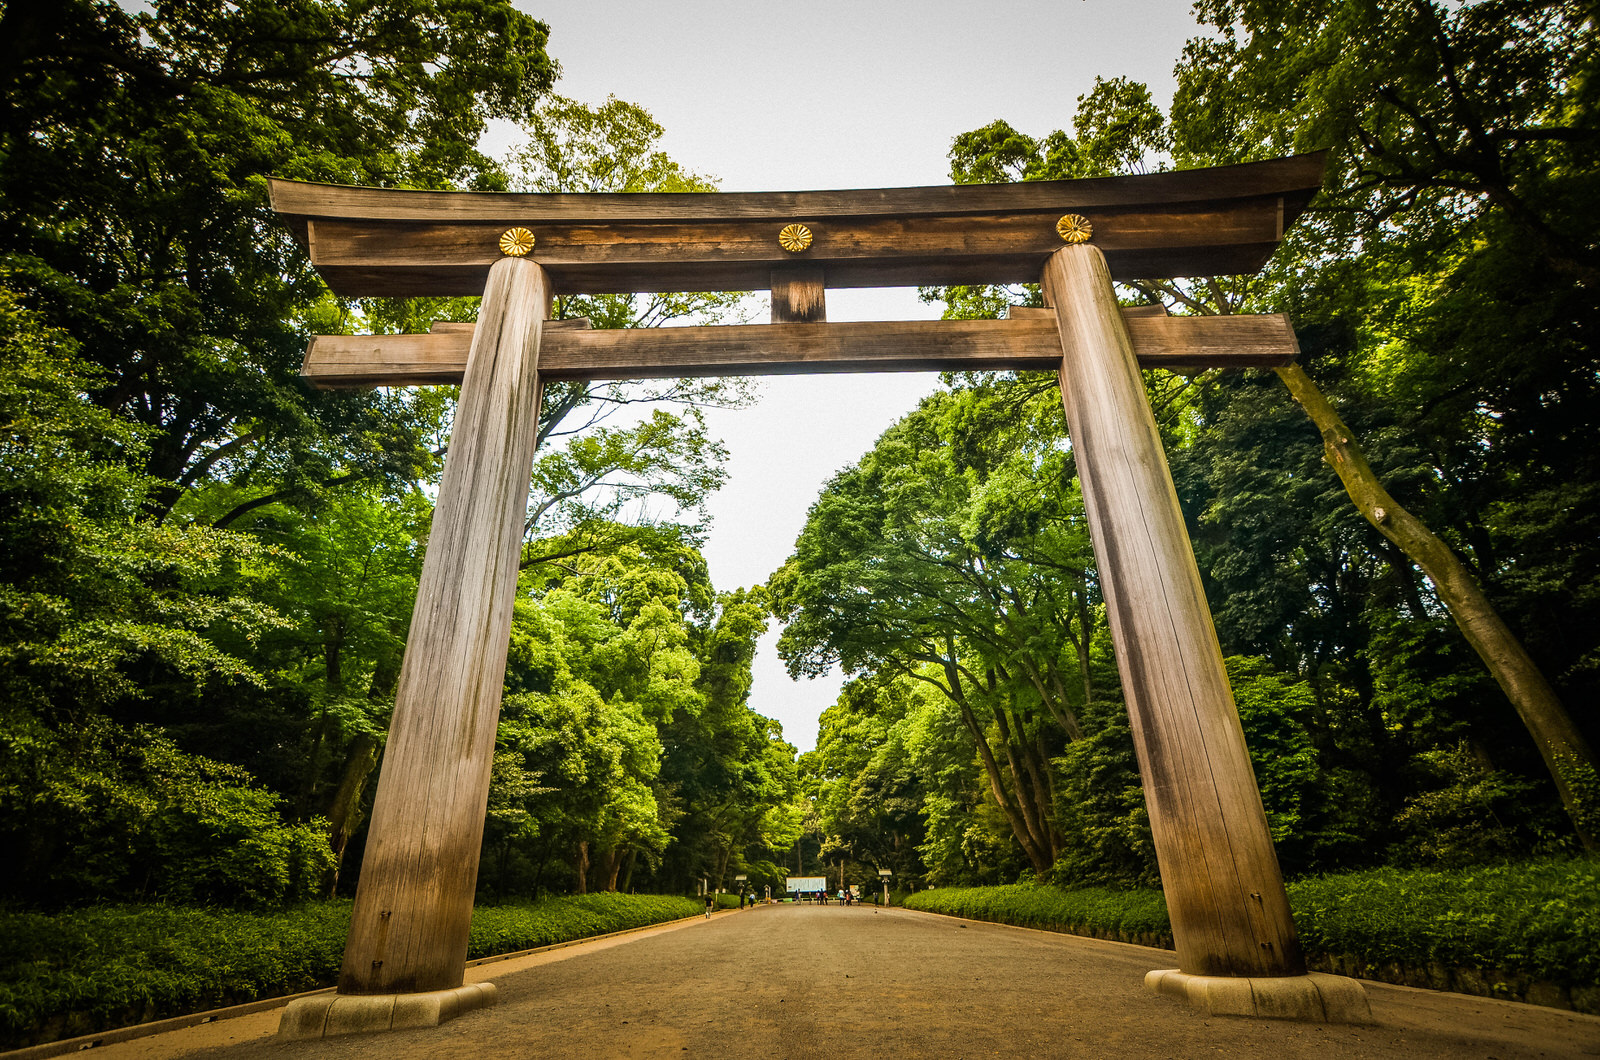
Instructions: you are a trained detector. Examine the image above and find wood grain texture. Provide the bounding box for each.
[307,246,1292,298]
[300,312,1299,387]
[771,267,826,323]
[430,318,589,333]
[270,154,1326,296]
[269,152,1324,225]
[296,203,1285,296]
[1043,245,1305,980]
[337,257,549,996]
[1009,303,1168,319]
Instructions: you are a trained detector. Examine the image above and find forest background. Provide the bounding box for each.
[1,0,1597,935]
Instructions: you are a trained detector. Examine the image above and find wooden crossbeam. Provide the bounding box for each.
[270,154,1326,297]
[301,311,1299,388]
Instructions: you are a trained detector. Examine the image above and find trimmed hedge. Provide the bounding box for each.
[903,884,1172,948]
[904,857,1600,1013]
[0,893,701,1049]
[468,894,702,956]
[1289,859,1600,1011]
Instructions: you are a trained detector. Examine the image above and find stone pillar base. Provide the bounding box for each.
[1145,969,1372,1023]
[278,982,497,1039]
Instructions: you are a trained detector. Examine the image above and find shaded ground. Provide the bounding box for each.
[82,904,1600,1060]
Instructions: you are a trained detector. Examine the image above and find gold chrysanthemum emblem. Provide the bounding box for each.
[778,223,813,253]
[499,227,536,257]
[1055,214,1093,244]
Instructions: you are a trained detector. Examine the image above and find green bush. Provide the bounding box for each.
[0,902,351,1048]
[1051,694,1161,889]
[1389,742,1563,866]
[1,718,335,908]
[469,894,700,955]
[0,894,702,1049]
[904,857,1600,1005]
[1286,859,1600,986]
[905,883,1172,945]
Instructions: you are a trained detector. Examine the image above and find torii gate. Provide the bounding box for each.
[269,153,1371,1037]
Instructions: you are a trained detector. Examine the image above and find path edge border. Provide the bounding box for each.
[0,908,744,1060]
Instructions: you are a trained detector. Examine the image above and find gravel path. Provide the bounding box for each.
[92,904,1600,1060]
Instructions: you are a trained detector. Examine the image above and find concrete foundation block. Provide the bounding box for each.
[277,994,336,1040]
[323,994,396,1037]
[392,982,496,1029]
[1145,968,1373,1024]
[1307,971,1375,1023]
[278,983,497,1039]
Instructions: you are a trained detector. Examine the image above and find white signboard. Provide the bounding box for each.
[785,876,828,893]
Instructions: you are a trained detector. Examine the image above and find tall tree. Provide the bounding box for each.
[1173,0,1600,845]
[0,0,556,521]
[0,291,342,906]
[934,25,1599,847]
[772,378,1101,875]
[501,96,758,561]
[810,674,932,885]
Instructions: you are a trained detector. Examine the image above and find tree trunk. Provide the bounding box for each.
[326,732,381,897]
[715,841,733,893]
[298,620,346,817]
[939,660,1053,874]
[329,652,398,899]
[592,845,622,892]
[990,693,1055,863]
[1276,363,1598,848]
[531,839,551,896]
[1075,590,1094,707]
[574,840,589,894]
[619,847,638,892]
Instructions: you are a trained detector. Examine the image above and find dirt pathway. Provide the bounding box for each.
[82,904,1600,1060]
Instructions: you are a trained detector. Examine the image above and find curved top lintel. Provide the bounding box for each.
[270,152,1326,227]
[267,153,1327,296]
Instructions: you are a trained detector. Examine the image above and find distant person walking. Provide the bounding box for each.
[704,891,714,918]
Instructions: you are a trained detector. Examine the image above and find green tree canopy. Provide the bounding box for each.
[772,376,1104,874]
[0,0,556,522]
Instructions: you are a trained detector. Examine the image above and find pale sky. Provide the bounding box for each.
[509,0,1206,751]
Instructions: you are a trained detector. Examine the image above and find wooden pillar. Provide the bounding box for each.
[338,256,549,995]
[1043,245,1304,979]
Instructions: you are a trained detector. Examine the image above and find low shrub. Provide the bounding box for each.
[1,719,336,908]
[0,894,702,1049]
[0,902,351,1049]
[469,894,700,956]
[1286,859,1600,988]
[904,857,1600,1010]
[905,883,1171,946]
